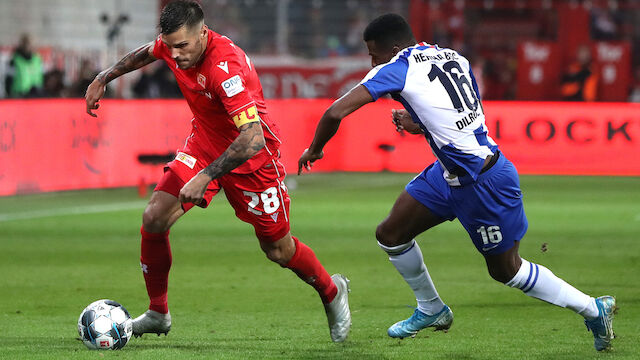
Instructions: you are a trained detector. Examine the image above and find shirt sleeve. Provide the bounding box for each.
[209,52,257,127]
[360,57,409,101]
[152,35,166,61]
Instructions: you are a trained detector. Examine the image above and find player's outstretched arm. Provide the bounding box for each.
[298,85,373,174]
[85,42,157,117]
[179,121,265,204]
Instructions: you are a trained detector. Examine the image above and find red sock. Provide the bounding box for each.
[140,226,172,314]
[285,237,338,304]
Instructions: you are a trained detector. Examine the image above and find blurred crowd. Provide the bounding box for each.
[463,0,640,102]
[2,0,640,102]
[2,33,181,99]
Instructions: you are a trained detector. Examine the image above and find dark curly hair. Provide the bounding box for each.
[363,14,416,50]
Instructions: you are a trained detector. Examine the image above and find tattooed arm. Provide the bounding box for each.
[85,42,156,117]
[200,122,266,179]
[178,121,266,204]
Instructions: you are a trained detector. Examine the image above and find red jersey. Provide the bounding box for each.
[153,28,282,174]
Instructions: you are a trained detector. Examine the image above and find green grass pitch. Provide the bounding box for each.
[1,173,639,359]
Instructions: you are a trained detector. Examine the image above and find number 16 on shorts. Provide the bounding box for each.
[477,225,503,252]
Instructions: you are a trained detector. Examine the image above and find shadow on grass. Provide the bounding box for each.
[1,336,381,359]
[127,338,385,359]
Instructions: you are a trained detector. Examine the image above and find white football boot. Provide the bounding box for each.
[323,274,352,342]
[132,309,171,337]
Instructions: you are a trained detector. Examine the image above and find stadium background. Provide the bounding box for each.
[1,1,640,358]
[1,0,640,196]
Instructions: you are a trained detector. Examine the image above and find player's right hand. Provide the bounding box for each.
[391,109,406,133]
[85,77,106,117]
[297,148,324,175]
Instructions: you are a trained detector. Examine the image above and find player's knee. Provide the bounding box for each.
[142,207,170,233]
[376,221,403,247]
[260,235,295,266]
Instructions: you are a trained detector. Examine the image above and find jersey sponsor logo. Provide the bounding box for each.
[197,73,206,88]
[175,152,197,169]
[232,106,258,127]
[217,61,229,74]
[412,51,458,63]
[221,75,244,97]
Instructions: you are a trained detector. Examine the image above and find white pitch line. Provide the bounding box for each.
[0,201,147,222]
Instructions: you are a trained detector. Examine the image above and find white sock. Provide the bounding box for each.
[506,258,599,319]
[378,239,445,315]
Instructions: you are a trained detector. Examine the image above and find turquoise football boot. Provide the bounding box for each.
[584,296,617,351]
[387,305,453,339]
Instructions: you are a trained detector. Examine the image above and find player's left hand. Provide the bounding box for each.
[298,148,324,175]
[179,173,211,204]
[392,109,423,135]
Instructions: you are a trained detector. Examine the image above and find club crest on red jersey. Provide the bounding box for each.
[197,73,206,88]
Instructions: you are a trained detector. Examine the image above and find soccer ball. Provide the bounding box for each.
[77,299,133,350]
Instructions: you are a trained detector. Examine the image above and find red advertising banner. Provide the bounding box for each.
[1,99,639,196]
[0,99,193,195]
[484,101,640,175]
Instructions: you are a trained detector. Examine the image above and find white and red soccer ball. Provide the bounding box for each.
[77,299,133,350]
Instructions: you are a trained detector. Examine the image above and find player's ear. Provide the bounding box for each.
[391,45,401,57]
[200,24,207,38]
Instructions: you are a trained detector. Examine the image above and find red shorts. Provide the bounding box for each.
[155,152,291,242]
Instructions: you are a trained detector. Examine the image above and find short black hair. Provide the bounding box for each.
[159,0,204,34]
[363,13,415,50]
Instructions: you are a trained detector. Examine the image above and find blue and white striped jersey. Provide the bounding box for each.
[360,42,498,186]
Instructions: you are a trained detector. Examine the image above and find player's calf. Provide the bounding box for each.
[505,258,617,350]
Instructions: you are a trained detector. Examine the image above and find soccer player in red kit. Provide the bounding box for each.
[84,0,351,342]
